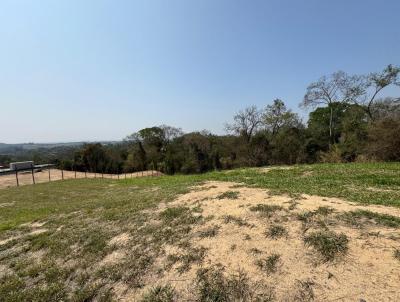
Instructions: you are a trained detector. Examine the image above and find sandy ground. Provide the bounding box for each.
[120,181,400,301]
[0,169,161,189]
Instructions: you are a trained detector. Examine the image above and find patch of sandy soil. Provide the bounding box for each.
[0,169,162,189]
[259,166,295,173]
[0,264,12,278]
[100,250,127,266]
[123,181,400,301]
[109,233,131,247]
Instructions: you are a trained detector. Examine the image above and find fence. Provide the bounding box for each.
[0,167,162,189]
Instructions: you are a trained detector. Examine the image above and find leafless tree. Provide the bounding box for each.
[345,65,400,120]
[225,105,262,143]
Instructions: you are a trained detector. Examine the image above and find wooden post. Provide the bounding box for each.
[48,168,51,182]
[125,173,126,179]
[61,169,64,180]
[31,166,36,184]
[15,169,19,187]
[75,169,77,179]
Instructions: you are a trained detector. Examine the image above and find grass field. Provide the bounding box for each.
[1,163,400,301]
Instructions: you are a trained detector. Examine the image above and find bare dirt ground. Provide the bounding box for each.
[0,169,161,189]
[119,181,400,301]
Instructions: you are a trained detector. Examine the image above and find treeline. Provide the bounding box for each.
[3,65,398,174]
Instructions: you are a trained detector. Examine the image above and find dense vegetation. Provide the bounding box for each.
[1,65,399,174]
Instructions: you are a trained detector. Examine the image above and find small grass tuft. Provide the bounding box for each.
[199,225,220,238]
[249,204,283,218]
[314,206,334,216]
[195,266,274,302]
[223,215,253,227]
[293,279,315,301]
[304,231,349,262]
[255,254,281,275]
[140,284,175,302]
[216,191,240,200]
[167,246,207,273]
[394,249,400,261]
[265,224,287,239]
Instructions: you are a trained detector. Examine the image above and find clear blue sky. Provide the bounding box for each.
[1,0,399,143]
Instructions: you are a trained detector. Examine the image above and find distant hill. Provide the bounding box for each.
[0,141,120,153]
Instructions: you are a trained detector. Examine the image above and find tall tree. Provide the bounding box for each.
[344,65,400,120]
[263,99,301,136]
[225,106,262,143]
[301,71,349,146]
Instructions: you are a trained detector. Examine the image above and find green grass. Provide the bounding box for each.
[338,210,400,228]
[207,162,400,207]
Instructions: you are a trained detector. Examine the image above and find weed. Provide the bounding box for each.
[266,224,287,239]
[195,266,274,302]
[216,191,240,200]
[250,248,262,255]
[160,206,202,226]
[394,249,400,261]
[244,234,251,240]
[167,246,207,273]
[199,225,220,238]
[255,254,281,275]
[288,200,300,210]
[292,279,315,301]
[250,204,283,218]
[223,215,253,227]
[314,206,334,216]
[304,231,349,262]
[140,285,175,302]
[160,206,188,221]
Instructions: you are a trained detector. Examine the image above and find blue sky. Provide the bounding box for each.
[0,0,399,143]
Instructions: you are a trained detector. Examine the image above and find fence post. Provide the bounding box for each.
[75,169,77,179]
[48,168,51,182]
[15,169,19,187]
[31,165,36,184]
[61,169,64,180]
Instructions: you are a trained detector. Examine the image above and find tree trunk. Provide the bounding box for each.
[329,106,333,148]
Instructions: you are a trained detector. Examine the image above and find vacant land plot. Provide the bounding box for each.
[0,169,161,189]
[0,163,399,301]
